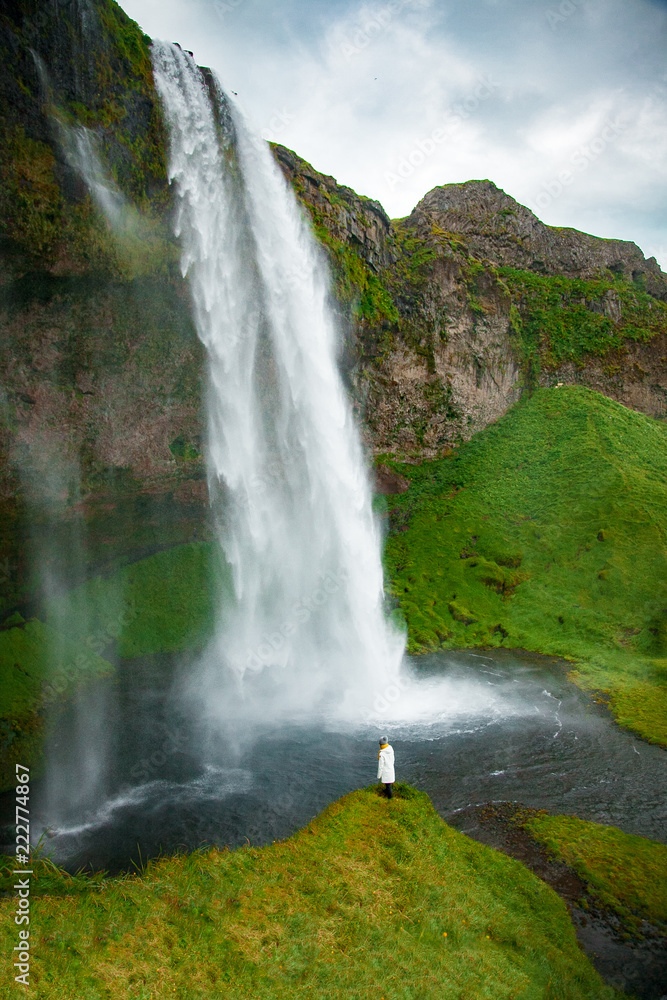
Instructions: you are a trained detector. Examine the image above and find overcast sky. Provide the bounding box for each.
[122,0,667,268]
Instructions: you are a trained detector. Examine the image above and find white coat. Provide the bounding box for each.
[377,744,395,784]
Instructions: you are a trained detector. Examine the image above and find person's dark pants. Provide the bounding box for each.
[384,783,393,799]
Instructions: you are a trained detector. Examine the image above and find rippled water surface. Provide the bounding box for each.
[3,649,665,872]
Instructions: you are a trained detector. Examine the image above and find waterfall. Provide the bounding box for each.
[151,42,404,723]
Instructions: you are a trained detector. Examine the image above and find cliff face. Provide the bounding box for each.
[411,180,667,298]
[1,0,666,614]
[273,151,667,452]
[0,0,208,612]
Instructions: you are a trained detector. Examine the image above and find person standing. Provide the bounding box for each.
[377,736,395,798]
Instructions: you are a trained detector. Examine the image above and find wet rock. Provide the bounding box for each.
[374,465,410,494]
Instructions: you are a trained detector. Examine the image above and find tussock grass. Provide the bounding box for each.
[0,786,621,998]
[383,386,667,745]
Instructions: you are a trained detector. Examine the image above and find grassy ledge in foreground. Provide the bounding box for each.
[382,386,667,746]
[0,786,623,999]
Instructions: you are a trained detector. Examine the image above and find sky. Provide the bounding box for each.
[122,0,667,268]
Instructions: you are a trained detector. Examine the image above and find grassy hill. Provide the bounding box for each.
[0,786,623,999]
[382,386,667,746]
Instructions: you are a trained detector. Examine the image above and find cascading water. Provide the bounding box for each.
[151,42,405,723]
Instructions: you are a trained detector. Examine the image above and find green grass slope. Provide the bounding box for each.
[0,787,621,999]
[383,386,667,745]
[45,540,223,659]
[522,812,667,939]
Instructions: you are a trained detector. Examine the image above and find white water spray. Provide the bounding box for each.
[151,43,404,722]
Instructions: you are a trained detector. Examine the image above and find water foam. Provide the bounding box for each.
[152,43,405,724]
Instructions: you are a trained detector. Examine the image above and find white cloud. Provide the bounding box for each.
[120,0,667,266]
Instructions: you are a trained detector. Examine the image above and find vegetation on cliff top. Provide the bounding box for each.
[0,0,172,276]
[382,385,667,746]
[0,786,621,999]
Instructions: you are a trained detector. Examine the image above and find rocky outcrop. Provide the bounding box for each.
[274,145,393,273]
[356,246,522,454]
[409,180,667,299]
[537,332,667,419]
[278,165,667,452]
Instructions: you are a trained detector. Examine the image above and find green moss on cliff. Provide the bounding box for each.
[0,125,63,260]
[302,210,398,333]
[383,386,667,745]
[0,0,171,275]
[501,267,667,374]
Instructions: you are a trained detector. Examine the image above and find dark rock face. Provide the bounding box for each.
[537,332,667,419]
[273,145,393,273]
[0,0,204,612]
[409,180,667,300]
[374,465,410,495]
